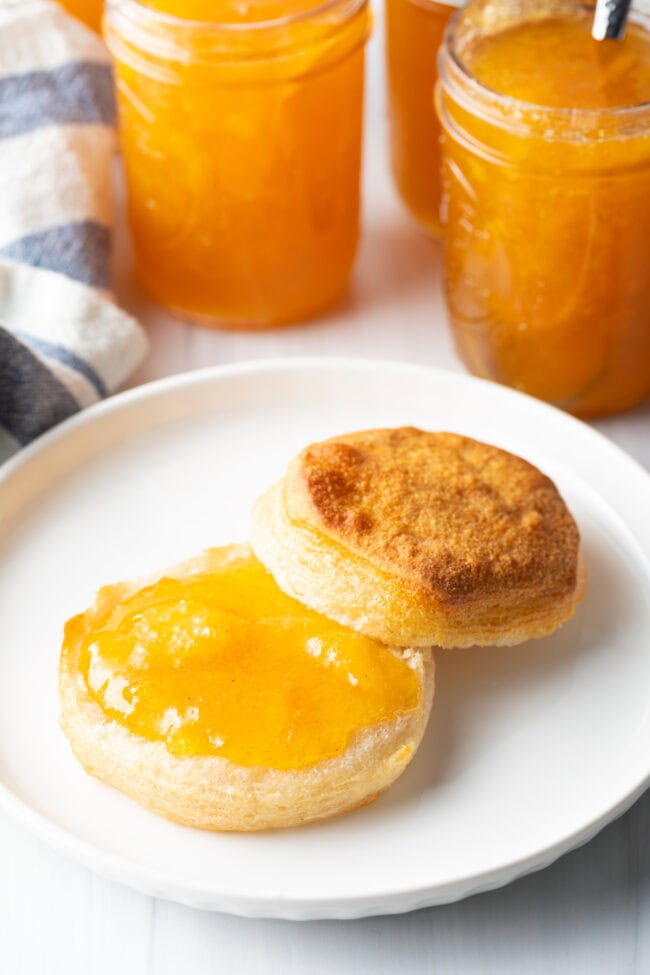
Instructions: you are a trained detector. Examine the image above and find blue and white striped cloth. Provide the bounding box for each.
[0,0,148,462]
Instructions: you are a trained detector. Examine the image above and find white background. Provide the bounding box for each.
[2,6,650,972]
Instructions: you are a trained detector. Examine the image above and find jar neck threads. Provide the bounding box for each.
[105,0,371,79]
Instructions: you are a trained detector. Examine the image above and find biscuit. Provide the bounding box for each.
[59,545,434,831]
[251,428,585,648]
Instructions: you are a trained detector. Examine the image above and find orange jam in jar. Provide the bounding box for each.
[58,0,103,31]
[104,0,371,329]
[437,0,650,417]
[385,0,459,235]
[62,547,420,769]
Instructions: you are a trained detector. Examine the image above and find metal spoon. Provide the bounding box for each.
[592,0,633,40]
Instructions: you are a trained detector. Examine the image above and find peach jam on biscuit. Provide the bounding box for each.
[62,547,420,770]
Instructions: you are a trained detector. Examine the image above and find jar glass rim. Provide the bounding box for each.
[441,0,650,126]
[105,0,368,34]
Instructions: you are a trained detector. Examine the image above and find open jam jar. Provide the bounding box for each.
[437,0,650,417]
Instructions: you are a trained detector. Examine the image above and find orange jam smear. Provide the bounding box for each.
[105,0,370,329]
[62,548,420,770]
[440,5,650,417]
[385,0,456,234]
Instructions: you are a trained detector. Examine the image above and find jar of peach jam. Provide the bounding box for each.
[105,0,371,329]
[437,0,650,417]
[385,0,459,235]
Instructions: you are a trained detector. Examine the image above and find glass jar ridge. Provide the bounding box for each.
[105,0,371,78]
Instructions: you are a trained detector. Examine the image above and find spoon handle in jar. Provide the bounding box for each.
[592,0,632,40]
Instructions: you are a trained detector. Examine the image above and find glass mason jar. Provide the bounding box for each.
[436,0,650,418]
[105,0,371,329]
[385,0,460,235]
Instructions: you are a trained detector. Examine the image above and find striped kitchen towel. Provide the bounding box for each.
[0,0,148,462]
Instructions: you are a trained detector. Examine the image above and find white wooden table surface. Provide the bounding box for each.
[2,13,650,973]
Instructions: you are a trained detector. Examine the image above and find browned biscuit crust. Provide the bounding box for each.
[286,428,580,607]
[251,428,585,647]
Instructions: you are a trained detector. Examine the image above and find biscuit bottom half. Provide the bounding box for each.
[59,545,434,831]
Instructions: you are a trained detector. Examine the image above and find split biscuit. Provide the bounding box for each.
[251,428,585,648]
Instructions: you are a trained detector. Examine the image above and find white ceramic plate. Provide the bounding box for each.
[1,358,649,919]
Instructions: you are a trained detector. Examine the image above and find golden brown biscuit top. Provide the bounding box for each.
[284,428,580,603]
